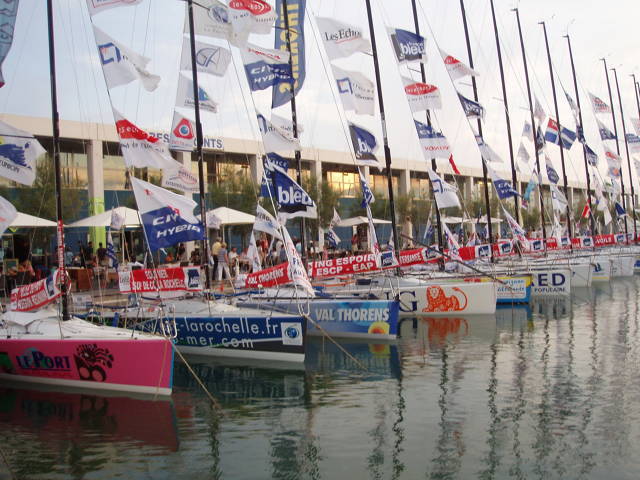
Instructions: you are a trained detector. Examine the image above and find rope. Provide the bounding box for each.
[172,342,224,412]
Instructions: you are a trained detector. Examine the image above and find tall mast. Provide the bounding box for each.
[602,59,628,238]
[460,0,494,252]
[363,0,400,260]
[409,0,444,257]
[564,34,596,235]
[489,0,518,220]
[540,22,572,238]
[513,8,546,240]
[47,0,69,321]
[612,68,637,237]
[633,74,640,239]
[186,0,211,288]
[281,0,306,265]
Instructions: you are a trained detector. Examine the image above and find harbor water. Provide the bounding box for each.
[2,278,640,479]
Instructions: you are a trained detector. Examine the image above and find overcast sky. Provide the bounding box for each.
[1,0,639,189]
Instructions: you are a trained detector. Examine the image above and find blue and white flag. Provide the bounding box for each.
[535,126,546,152]
[485,162,518,200]
[550,184,568,212]
[503,208,529,250]
[443,223,461,261]
[388,27,427,64]
[458,93,484,119]
[349,123,380,168]
[544,118,576,149]
[476,135,503,163]
[423,219,434,243]
[326,228,340,248]
[625,133,640,154]
[0,119,45,186]
[243,43,291,92]
[414,120,451,159]
[257,112,300,153]
[106,229,118,268]
[131,177,204,252]
[615,201,627,217]
[545,156,560,184]
[522,121,533,142]
[585,144,598,166]
[332,65,375,116]
[427,169,460,209]
[0,0,19,88]
[359,169,375,208]
[272,166,317,221]
[260,153,290,198]
[175,74,218,113]
[254,204,283,241]
[597,118,616,141]
[272,0,306,108]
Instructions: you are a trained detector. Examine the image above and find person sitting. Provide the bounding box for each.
[190,249,201,265]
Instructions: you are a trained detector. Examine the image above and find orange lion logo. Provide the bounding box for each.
[422,286,468,313]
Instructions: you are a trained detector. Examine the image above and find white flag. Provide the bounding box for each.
[330,208,341,229]
[331,65,375,116]
[0,119,46,186]
[188,0,233,42]
[175,74,218,113]
[427,169,460,209]
[550,184,568,212]
[86,0,143,16]
[254,204,283,240]
[247,232,262,272]
[604,204,613,225]
[93,25,160,92]
[180,37,231,77]
[521,121,534,142]
[588,92,612,114]
[229,0,277,41]
[634,158,640,178]
[282,226,315,297]
[0,195,17,237]
[476,136,503,163]
[442,223,462,261]
[517,141,530,164]
[109,208,125,231]
[605,147,622,178]
[631,118,640,137]
[316,17,371,60]
[439,48,478,81]
[534,97,546,124]
[257,112,300,153]
[169,111,196,152]
[402,77,442,112]
[565,92,580,122]
[269,113,300,142]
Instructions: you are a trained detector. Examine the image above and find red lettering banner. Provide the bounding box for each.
[119,267,202,293]
[10,270,64,312]
[245,262,290,288]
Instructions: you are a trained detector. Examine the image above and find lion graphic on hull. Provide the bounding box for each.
[422,286,468,313]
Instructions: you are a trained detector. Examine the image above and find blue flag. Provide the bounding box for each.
[546,161,559,184]
[349,123,379,166]
[535,126,546,152]
[106,229,118,268]
[243,44,292,92]
[597,118,616,140]
[359,169,375,208]
[485,162,518,200]
[326,228,340,248]
[272,0,306,108]
[458,93,484,119]
[272,166,317,220]
[260,153,290,198]
[615,201,626,217]
[389,28,427,64]
[545,118,576,149]
[585,144,598,166]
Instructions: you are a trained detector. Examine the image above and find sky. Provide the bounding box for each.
[1,0,639,191]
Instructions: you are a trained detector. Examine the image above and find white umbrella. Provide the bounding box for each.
[205,207,255,227]
[337,216,392,227]
[66,207,141,228]
[10,212,57,228]
[440,216,465,224]
[463,215,502,224]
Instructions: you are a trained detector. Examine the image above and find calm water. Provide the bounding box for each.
[2,278,640,479]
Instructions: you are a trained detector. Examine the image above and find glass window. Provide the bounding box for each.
[327,171,357,197]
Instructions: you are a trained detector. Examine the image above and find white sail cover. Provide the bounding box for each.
[315,17,371,60]
[0,119,45,186]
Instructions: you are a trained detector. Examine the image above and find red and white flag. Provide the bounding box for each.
[439,48,479,81]
[402,77,442,111]
[169,111,195,152]
[588,92,612,114]
[581,203,591,219]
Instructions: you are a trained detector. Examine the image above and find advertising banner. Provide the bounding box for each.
[10,270,64,312]
[118,267,202,294]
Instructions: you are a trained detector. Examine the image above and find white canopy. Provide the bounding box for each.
[440,216,465,224]
[66,207,141,228]
[10,212,57,228]
[205,207,255,228]
[463,215,503,224]
[337,216,392,227]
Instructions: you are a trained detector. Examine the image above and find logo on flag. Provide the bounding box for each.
[458,93,484,119]
[315,17,371,60]
[169,113,195,152]
[588,92,611,114]
[0,120,45,186]
[349,123,380,168]
[272,0,306,108]
[597,118,616,141]
[242,43,292,92]
[359,169,375,208]
[388,28,427,64]
[175,74,218,113]
[427,169,460,209]
[332,65,375,116]
[403,77,441,112]
[414,120,451,159]
[438,48,478,81]
[272,167,317,220]
[485,162,518,200]
[257,112,300,153]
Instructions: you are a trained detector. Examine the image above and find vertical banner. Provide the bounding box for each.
[272,0,306,108]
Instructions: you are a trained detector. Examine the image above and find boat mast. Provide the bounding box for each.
[46,0,69,321]
[409,0,444,257]
[601,58,628,238]
[459,0,494,253]
[280,0,307,265]
[489,0,518,221]
[633,74,640,238]
[612,68,637,238]
[513,8,546,240]
[540,21,572,238]
[564,34,596,236]
[363,0,400,260]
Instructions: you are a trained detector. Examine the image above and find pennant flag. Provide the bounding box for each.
[439,48,479,81]
[458,93,485,119]
[269,113,299,141]
[93,25,160,92]
[388,27,427,64]
[242,42,291,91]
[0,1,19,88]
[402,77,441,111]
[581,203,591,219]
[485,162,518,199]
[110,209,125,231]
[544,118,576,149]
[565,92,580,121]
[272,167,317,220]
[588,92,612,114]
[550,184,568,212]
[180,37,231,78]
[625,133,640,154]
[260,152,289,197]
[349,123,380,168]
[631,118,640,136]
[576,125,586,144]
[280,226,314,296]
[359,169,375,208]
[521,121,534,142]
[326,228,340,248]
[0,195,17,237]
[106,229,118,268]
[535,126,546,153]
[522,171,538,204]
[331,65,375,116]
[0,119,46,186]
[254,204,283,240]
[257,112,300,153]
[503,208,529,250]
[132,177,204,251]
[169,111,196,152]
[414,120,451,159]
[247,232,262,272]
[585,144,599,166]
[605,147,622,177]
[517,141,530,163]
[604,205,613,226]
[86,0,142,15]
[545,156,560,184]
[329,208,341,229]
[188,0,233,43]
[427,169,460,209]
[476,136,503,163]
[175,74,218,113]
[449,155,461,175]
[228,0,278,41]
[315,17,371,60]
[596,118,616,140]
[615,201,626,217]
[443,223,461,261]
[534,97,546,124]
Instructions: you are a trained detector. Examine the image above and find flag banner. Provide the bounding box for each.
[449,154,461,175]
[110,209,125,230]
[10,270,64,312]
[414,120,451,159]
[476,136,503,163]
[458,93,484,119]
[359,169,375,207]
[131,176,204,251]
[229,0,278,40]
[175,74,218,113]
[169,111,196,152]
[93,25,160,92]
[485,162,518,200]
[247,232,262,272]
[308,253,379,278]
[331,65,375,116]
[180,37,231,77]
[503,208,529,250]
[535,126,545,152]
[272,166,317,220]
[604,205,612,226]
[403,77,442,111]
[188,0,233,42]
[269,113,300,141]
[565,92,580,121]
[242,42,291,92]
[206,210,222,229]
[388,27,427,64]
[365,204,383,269]
[0,195,17,237]
[330,208,341,229]
[625,133,640,154]
[517,141,530,164]
[588,92,611,114]
[615,201,626,217]
[272,0,306,108]
[522,172,538,204]
[577,125,585,144]
[254,204,283,240]
[522,121,533,142]
[86,0,143,15]
[632,118,640,137]
[581,203,591,219]
[161,164,200,193]
[245,261,290,288]
[438,48,478,80]
[443,223,461,261]
[427,168,460,209]
[605,148,622,177]
[596,118,616,140]
[0,119,45,186]
[315,17,371,60]
[534,97,546,123]
[349,123,380,168]
[257,112,300,152]
[106,229,118,268]
[544,118,576,149]
[260,152,289,197]
[118,267,203,294]
[550,184,568,212]
[326,228,340,247]
[423,218,434,243]
[545,156,559,184]
[585,144,598,166]
[0,0,19,88]
[282,226,315,296]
